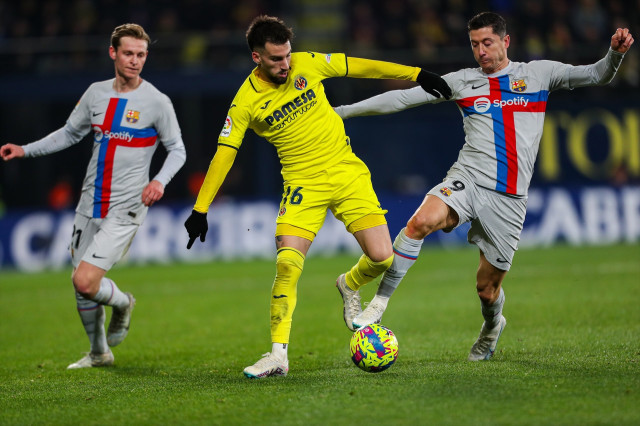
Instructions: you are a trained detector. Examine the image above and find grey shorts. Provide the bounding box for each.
[70,213,140,270]
[427,172,527,271]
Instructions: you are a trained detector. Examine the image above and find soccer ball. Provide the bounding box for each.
[349,324,398,372]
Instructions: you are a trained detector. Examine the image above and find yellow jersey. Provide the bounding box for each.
[221,52,356,179]
[193,53,420,213]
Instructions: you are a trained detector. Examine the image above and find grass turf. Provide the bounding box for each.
[1,243,639,425]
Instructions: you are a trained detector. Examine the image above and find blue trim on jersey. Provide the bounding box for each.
[493,76,511,192]
[459,76,550,193]
[92,99,159,218]
[93,140,108,217]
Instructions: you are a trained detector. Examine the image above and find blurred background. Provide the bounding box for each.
[0,0,638,270]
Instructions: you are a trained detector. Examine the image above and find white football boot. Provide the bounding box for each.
[352,300,386,330]
[107,292,135,347]
[468,315,507,361]
[336,274,361,331]
[67,350,114,369]
[243,353,289,379]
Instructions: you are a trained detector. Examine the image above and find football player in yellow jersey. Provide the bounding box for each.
[184,15,451,378]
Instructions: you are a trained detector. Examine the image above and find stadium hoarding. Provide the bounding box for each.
[0,186,639,272]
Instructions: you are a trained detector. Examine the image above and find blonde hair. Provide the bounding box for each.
[110,23,151,50]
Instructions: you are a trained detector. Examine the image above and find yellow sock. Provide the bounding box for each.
[270,248,305,344]
[345,254,393,291]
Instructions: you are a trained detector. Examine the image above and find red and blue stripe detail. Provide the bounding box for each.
[92,98,157,218]
[455,75,548,194]
[393,247,418,260]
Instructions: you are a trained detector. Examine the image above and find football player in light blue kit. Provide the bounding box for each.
[335,12,633,360]
[1,24,186,368]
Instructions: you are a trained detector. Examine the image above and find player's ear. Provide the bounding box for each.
[251,51,261,65]
[503,34,510,49]
[109,46,117,60]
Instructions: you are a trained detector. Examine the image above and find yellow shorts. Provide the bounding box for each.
[275,155,387,239]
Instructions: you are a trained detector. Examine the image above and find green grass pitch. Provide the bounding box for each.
[1,243,639,425]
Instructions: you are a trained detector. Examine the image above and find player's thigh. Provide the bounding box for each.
[353,224,392,261]
[329,160,387,229]
[275,180,331,237]
[70,214,100,268]
[405,194,457,238]
[426,175,475,231]
[78,215,140,271]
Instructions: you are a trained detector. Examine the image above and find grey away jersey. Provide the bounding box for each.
[24,79,186,223]
[337,49,625,196]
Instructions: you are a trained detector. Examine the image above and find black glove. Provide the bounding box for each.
[184,210,208,249]
[416,69,452,100]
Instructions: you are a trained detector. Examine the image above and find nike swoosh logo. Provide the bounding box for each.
[92,253,107,259]
[273,294,287,299]
[471,83,487,89]
[496,258,510,263]
[92,112,103,117]
[260,100,272,109]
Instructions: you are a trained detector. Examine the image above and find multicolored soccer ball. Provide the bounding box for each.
[350,324,398,372]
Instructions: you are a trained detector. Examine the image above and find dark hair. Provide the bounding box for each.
[111,23,151,50]
[246,15,294,51]
[467,12,507,38]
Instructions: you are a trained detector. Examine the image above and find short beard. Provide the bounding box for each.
[268,74,288,85]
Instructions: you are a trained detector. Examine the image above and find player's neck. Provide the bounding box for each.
[113,76,143,93]
[254,68,279,86]
[483,59,510,75]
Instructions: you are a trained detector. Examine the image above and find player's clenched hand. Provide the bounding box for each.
[416,70,452,100]
[142,180,164,206]
[184,210,208,249]
[611,28,634,54]
[0,143,25,161]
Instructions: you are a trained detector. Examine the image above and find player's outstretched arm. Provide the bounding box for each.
[185,144,238,249]
[0,144,25,161]
[346,57,451,99]
[611,28,634,54]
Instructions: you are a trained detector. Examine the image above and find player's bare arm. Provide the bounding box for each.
[0,143,25,161]
[611,28,634,53]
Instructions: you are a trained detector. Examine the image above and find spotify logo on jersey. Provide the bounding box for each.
[474,97,491,113]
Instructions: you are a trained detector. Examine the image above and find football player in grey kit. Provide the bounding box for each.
[0,24,186,368]
[335,12,633,360]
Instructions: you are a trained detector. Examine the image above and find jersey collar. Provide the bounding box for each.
[248,68,281,93]
[482,60,513,77]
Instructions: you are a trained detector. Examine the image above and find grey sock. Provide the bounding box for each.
[75,292,108,354]
[481,287,505,328]
[376,228,423,298]
[93,278,129,309]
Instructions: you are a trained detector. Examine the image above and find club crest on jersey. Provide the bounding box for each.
[325,54,332,63]
[278,206,286,216]
[126,110,140,123]
[440,187,452,197]
[220,116,232,137]
[293,75,308,90]
[511,79,527,92]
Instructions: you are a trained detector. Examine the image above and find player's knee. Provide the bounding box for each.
[367,245,393,263]
[275,248,305,274]
[71,270,97,298]
[476,280,501,305]
[406,214,436,239]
